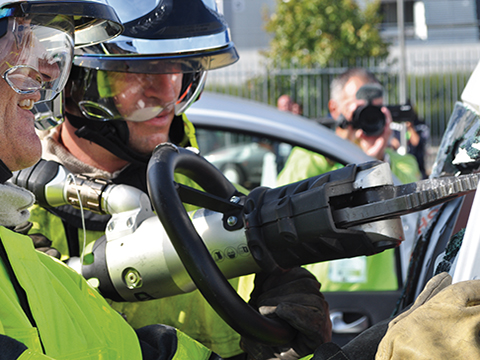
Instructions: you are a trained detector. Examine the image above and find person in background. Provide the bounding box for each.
[292,102,303,115]
[390,105,430,179]
[277,94,294,112]
[277,68,421,293]
[277,94,303,116]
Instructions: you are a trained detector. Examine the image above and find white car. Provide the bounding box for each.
[187,92,372,190]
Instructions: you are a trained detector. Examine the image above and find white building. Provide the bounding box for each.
[209,0,480,89]
[219,0,480,49]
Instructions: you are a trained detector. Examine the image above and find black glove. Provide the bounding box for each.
[241,267,332,360]
[14,221,61,259]
[136,324,223,360]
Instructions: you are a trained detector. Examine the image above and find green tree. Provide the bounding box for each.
[264,0,389,67]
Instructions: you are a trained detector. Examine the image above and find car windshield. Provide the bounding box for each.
[430,102,480,178]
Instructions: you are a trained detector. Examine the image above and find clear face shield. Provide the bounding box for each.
[0,14,74,103]
[68,57,206,122]
[430,102,480,178]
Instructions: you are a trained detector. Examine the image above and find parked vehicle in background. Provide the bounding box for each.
[187,92,372,189]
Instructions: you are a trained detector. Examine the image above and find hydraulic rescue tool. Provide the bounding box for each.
[11,143,479,344]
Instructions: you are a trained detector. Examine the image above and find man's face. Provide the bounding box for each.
[110,72,183,155]
[329,76,392,160]
[330,76,384,140]
[0,19,61,171]
[0,73,43,171]
[277,95,293,112]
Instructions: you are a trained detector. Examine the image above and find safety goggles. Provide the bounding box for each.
[0,15,73,102]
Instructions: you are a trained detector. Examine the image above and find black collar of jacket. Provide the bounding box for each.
[0,159,12,184]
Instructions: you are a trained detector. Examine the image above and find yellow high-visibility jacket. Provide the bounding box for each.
[0,226,215,359]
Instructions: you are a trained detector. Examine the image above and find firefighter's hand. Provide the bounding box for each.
[14,221,61,259]
[241,267,332,360]
[29,233,61,259]
[376,272,480,359]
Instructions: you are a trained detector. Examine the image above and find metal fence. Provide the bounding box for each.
[205,46,480,146]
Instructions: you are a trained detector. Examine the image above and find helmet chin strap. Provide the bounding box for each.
[0,159,12,184]
[66,112,149,166]
[66,112,188,166]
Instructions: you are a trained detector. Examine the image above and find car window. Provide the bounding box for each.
[196,128,293,190]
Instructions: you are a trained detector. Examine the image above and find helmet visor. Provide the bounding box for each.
[71,67,184,122]
[74,42,239,73]
[0,14,74,102]
[0,1,123,48]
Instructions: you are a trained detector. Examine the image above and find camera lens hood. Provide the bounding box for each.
[352,104,386,137]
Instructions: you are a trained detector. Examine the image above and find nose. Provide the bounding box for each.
[30,33,61,83]
[142,73,181,102]
[15,25,62,86]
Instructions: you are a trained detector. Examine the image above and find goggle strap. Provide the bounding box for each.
[67,112,149,165]
[0,159,12,183]
[0,17,7,38]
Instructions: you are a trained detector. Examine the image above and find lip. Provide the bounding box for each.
[142,108,174,126]
[144,114,171,127]
[18,93,41,108]
[16,94,40,121]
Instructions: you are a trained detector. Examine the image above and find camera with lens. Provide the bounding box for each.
[351,103,416,137]
[351,104,386,137]
[336,84,417,136]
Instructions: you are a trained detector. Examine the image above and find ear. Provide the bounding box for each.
[328,99,340,119]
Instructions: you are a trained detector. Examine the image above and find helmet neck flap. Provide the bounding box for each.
[66,111,190,166]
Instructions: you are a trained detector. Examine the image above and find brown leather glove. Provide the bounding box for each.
[29,233,62,259]
[14,221,61,259]
[376,272,480,359]
[241,267,332,360]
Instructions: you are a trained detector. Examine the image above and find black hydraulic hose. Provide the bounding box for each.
[146,143,296,346]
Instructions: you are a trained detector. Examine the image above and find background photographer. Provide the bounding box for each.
[333,72,391,162]
[278,68,421,186]
[277,67,421,293]
[389,105,430,179]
